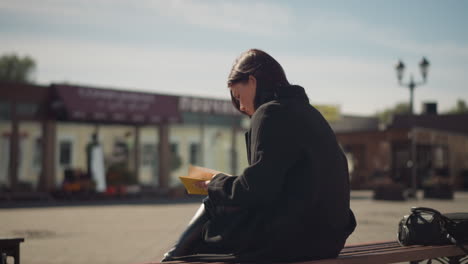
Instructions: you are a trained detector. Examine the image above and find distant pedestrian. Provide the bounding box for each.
[85,133,106,192]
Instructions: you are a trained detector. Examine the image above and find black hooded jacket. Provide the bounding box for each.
[204,85,356,262]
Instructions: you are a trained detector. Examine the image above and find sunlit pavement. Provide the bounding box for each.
[1,191,467,264]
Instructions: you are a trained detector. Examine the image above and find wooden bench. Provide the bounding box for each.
[0,238,24,264]
[143,241,468,264]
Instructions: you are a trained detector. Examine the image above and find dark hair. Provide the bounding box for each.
[227,49,290,114]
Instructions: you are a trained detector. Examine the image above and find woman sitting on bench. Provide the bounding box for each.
[162,49,356,262]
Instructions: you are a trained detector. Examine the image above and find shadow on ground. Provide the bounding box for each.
[0,196,205,209]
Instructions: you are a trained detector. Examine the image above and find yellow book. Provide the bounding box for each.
[179,165,227,195]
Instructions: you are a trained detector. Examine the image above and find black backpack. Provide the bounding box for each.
[398,207,468,254]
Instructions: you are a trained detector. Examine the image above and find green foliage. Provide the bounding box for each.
[375,102,410,125]
[0,53,36,83]
[446,99,468,114]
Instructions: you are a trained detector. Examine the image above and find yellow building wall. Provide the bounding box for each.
[0,119,249,191]
[168,124,248,187]
[18,122,42,188]
[54,122,248,189]
[0,120,12,187]
[0,121,43,189]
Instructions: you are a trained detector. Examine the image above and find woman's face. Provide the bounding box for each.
[230,75,257,116]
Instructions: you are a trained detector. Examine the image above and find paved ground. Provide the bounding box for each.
[1,191,467,264]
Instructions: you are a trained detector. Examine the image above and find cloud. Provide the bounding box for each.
[151,0,293,35]
[305,13,468,60]
[0,34,236,98]
[0,0,115,23]
[277,51,468,114]
[0,32,468,114]
[1,2,466,115]
[4,0,464,58]
[4,33,465,115]
[0,0,293,36]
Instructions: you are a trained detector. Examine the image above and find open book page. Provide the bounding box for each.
[179,165,230,195]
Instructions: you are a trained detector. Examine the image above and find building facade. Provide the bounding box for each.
[3,82,467,195]
[332,112,468,190]
[0,82,248,195]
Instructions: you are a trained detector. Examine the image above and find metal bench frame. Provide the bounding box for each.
[0,238,24,264]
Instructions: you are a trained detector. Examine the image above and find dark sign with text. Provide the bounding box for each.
[53,84,181,124]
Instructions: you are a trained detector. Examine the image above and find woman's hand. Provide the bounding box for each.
[194,180,210,190]
[194,174,218,190]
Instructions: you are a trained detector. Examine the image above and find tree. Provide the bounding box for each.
[376,102,410,125]
[0,53,36,83]
[446,99,468,114]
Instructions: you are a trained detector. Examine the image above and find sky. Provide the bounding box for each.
[1,0,467,115]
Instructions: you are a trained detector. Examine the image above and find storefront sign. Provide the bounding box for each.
[53,85,181,124]
[179,96,239,116]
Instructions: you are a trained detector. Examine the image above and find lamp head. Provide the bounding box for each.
[419,57,430,82]
[395,60,405,82]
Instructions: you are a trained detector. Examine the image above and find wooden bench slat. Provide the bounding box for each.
[340,241,401,254]
[145,242,468,264]
[296,244,468,264]
[340,247,405,256]
[340,243,429,256]
[341,241,397,249]
[345,243,466,257]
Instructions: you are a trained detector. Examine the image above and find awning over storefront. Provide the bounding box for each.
[52,84,181,124]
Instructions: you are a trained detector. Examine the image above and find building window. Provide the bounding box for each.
[0,101,10,120]
[141,143,157,166]
[433,146,448,169]
[33,137,42,168]
[59,140,73,166]
[17,103,38,117]
[189,143,200,165]
[170,143,182,171]
[170,143,178,154]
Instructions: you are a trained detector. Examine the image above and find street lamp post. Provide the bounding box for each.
[395,57,430,114]
[395,57,430,199]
